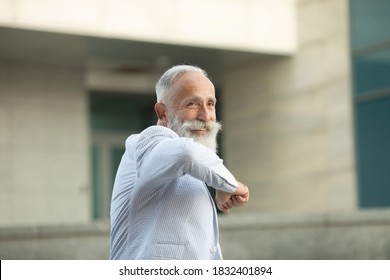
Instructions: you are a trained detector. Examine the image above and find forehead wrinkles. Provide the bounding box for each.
[172,73,215,103]
[173,73,214,97]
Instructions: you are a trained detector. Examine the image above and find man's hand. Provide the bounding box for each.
[215,180,249,213]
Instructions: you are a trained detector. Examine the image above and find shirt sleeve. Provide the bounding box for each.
[134,126,237,193]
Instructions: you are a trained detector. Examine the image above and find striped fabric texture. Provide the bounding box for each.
[109,126,237,259]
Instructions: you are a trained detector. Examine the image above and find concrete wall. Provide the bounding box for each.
[0,0,296,54]
[0,0,365,237]
[1,210,390,260]
[220,210,390,260]
[0,62,90,226]
[0,222,109,260]
[222,0,356,214]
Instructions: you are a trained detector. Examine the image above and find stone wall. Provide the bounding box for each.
[0,62,90,226]
[1,210,390,260]
[0,0,296,54]
[220,210,390,260]
[222,0,356,214]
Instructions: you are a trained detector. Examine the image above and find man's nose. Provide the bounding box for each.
[197,104,211,121]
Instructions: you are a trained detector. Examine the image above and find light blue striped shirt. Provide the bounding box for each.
[110,125,237,259]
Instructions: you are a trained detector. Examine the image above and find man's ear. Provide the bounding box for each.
[154,103,168,126]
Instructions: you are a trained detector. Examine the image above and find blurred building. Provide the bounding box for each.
[1,0,390,259]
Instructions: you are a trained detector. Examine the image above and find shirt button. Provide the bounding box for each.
[210,246,217,253]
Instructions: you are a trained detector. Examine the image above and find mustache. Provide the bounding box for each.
[169,118,222,153]
[181,120,222,133]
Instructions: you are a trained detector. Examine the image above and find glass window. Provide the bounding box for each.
[350,0,390,50]
[356,97,390,207]
[89,92,156,219]
[350,0,390,208]
[353,48,390,95]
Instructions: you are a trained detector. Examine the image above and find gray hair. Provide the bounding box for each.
[155,65,208,105]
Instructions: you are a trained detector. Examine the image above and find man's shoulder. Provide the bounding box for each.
[139,125,179,140]
[134,126,181,161]
[126,126,179,149]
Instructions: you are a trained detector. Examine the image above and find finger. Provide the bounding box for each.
[221,205,230,213]
[223,202,232,209]
[218,202,230,213]
[230,196,241,206]
[232,195,244,205]
[236,195,248,204]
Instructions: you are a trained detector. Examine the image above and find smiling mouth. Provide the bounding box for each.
[190,129,208,135]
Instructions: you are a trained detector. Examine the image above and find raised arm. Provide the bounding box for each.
[135,126,238,193]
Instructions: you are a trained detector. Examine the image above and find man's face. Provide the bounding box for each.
[170,72,217,127]
[166,72,221,152]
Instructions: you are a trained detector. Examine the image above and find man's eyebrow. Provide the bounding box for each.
[183,96,201,103]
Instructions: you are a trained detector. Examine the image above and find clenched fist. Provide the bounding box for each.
[215,180,249,213]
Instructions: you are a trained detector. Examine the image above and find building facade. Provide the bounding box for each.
[0,0,389,229]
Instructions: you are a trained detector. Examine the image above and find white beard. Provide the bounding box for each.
[168,116,222,153]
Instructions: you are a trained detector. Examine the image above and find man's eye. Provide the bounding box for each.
[187,102,199,108]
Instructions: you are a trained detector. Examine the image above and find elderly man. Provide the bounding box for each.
[110,65,249,260]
